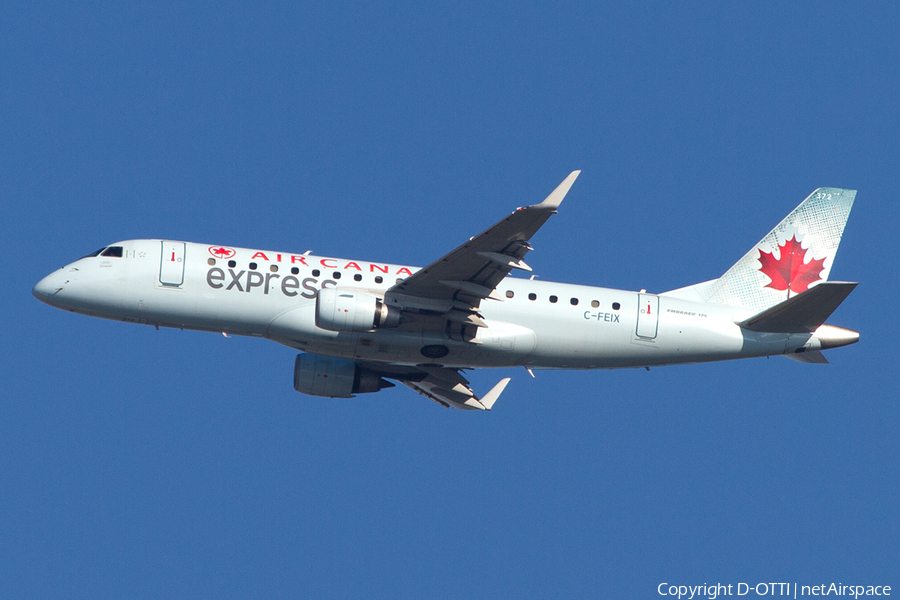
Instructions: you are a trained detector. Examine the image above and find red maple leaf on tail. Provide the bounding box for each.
[757,235,826,294]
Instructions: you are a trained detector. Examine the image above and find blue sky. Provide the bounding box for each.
[2,2,898,598]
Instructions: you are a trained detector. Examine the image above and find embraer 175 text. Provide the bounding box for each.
[34,173,859,410]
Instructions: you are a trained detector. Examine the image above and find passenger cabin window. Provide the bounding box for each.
[312,269,320,277]
[354,274,362,282]
[207,258,216,266]
[101,246,123,258]
[549,295,558,303]
[228,260,236,268]
[270,265,278,273]
[612,302,621,310]
[249,262,258,270]
[570,298,578,306]
[591,300,600,308]
[506,290,514,298]
[291,267,300,275]
[375,276,383,284]
[528,293,537,301]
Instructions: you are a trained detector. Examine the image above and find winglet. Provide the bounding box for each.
[479,377,511,411]
[529,170,581,210]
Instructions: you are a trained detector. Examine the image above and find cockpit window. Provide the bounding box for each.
[101,246,123,258]
[82,247,107,258]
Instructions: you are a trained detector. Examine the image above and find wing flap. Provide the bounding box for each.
[401,367,511,411]
[477,251,533,271]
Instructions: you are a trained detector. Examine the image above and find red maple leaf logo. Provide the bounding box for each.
[757,235,826,294]
[208,246,236,259]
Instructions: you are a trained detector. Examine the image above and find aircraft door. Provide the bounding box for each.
[636,293,659,339]
[159,241,186,286]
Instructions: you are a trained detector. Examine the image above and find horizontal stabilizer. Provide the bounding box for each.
[738,281,857,333]
[784,350,830,364]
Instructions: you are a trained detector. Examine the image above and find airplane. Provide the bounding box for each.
[33,172,859,410]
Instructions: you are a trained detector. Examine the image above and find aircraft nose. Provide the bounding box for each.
[32,270,66,304]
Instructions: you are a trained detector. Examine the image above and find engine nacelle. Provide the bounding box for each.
[293,353,394,398]
[315,288,401,332]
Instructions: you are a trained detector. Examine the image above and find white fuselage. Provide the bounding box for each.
[33,239,826,370]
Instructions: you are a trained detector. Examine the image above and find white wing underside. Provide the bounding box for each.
[401,366,511,410]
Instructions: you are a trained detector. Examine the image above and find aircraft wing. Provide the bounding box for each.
[352,361,511,410]
[400,365,510,410]
[384,171,580,323]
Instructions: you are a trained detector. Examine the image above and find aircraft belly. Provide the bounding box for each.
[474,323,536,364]
[518,295,754,368]
[507,294,638,368]
[355,331,523,368]
[146,262,793,366]
[654,316,744,365]
[266,302,338,343]
[638,297,746,365]
[648,297,791,365]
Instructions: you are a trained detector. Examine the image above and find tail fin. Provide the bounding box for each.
[701,188,856,311]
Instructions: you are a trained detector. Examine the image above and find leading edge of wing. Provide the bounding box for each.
[385,171,580,312]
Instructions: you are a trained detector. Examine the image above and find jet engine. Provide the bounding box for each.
[314,288,402,333]
[293,353,395,398]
